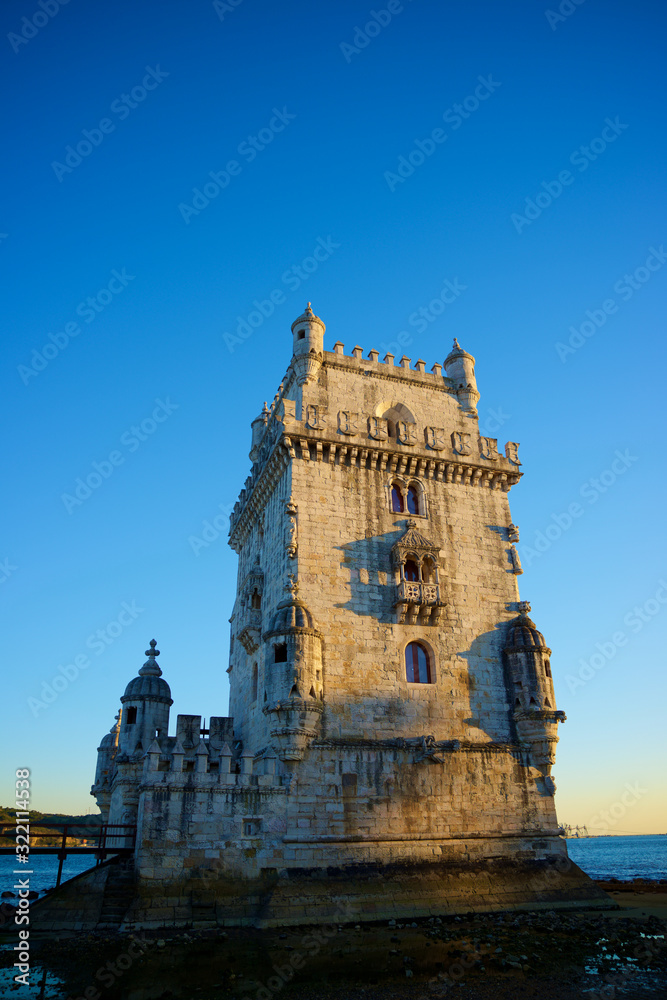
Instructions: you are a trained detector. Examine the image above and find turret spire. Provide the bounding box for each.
[140,639,162,677]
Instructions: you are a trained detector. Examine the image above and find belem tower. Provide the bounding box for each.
[43,304,608,930]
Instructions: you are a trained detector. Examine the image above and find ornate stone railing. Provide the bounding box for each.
[397,581,439,604]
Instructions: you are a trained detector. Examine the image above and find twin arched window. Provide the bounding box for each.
[391,482,421,515]
[405,641,432,684]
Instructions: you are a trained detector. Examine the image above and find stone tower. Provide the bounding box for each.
[84,304,606,930]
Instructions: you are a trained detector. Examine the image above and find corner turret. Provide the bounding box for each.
[262,577,324,761]
[504,602,565,774]
[119,639,173,754]
[444,338,479,413]
[290,302,325,386]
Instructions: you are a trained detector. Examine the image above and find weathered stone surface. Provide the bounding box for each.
[69,308,605,930]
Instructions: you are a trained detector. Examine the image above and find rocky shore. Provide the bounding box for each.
[1,884,665,999]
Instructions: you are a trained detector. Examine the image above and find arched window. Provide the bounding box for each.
[274,643,287,663]
[404,559,419,582]
[407,484,420,515]
[391,484,404,512]
[405,642,432,684]
[125,707,137,726]
[251,590,261,609]
[422,557,435,584]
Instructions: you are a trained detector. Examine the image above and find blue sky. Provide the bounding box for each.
[2,0,665,833]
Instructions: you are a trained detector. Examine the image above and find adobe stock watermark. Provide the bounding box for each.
[556,245,666,362]
[61,398,178,513]
[545,0,588,32]
[189,502,235,555]
[588,782,647,834]
[27,601,144,716]
[0,559,18,584]
[522,449,637,566]
[178,107,296,224]
[376,276,467,360]
[213,0,245,21]
[17,268,135,385]
[384,75,501,192]
[478,406,511,437]
[566,580,667,694]
[511,117,628,234]
[223,236,341,352]
[51,66,169,182]
[339,0,414,63]
[7,0,71,54]
[241,903,355,1000]
[67,934,156,999]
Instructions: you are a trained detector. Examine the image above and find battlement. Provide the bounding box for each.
[140,732,285,790]
[325,342,454,387]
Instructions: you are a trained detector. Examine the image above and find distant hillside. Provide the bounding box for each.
[0,807,102,845]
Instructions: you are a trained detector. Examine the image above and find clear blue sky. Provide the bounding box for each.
[2,0,665,833]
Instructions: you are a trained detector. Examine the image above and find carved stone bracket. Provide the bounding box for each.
[285,499,298,559]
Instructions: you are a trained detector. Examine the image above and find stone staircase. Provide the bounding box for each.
[96,858,136,930]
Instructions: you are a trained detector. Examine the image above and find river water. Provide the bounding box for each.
[2,834,666,898]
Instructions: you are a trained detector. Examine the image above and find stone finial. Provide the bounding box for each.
[453,338,461,349]
[140,639,162,677]
[518,601,531,615]
[286,574,299,596]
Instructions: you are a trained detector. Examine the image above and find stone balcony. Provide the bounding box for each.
[395,581,443,625]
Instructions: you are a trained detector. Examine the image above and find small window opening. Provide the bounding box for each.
[405,641,432,684]
[309,686,316,698]
[183,760,195,772]
[264,690,268,702]
[544,660,552,678]
[251,590,262,609]
[274,643,287,663]
[298,330,306,340]
[289,683,299,698]
[251,663,258,702]
[404,559,419,582]
[544,697,552,708]
[126,707,137,726]
[529,697,538,706]
[243,819,261,836]
[391,484,404,513]
[407,485,420,515]
[514,697,522,707]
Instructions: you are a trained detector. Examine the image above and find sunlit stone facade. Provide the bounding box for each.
[85,305,607,929]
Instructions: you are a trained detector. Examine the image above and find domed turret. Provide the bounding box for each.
[444,338,479,412]
[503,603,565,775]
[91,712,121,820]
[262,578,324,761]
[291,303,325,386]
[119,640,173,753]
